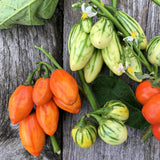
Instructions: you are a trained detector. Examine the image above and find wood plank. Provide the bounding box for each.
[63,0,160,160]
[0,2,63,159]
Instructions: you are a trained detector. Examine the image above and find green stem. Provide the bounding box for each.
[36,61,56,73]
[50,135,61,154]
[133,46,153,73]
[153,64,158,79]
[104,5,116,14]
[77,70,98,111]
[37,64,42,78]
[35,45,62,69]
[152,0,160,6]
[112,0,118,8]
[88,113,103,125]
[35,46,85,95]
[88,106,113,116]
[24,68,38,86]
[43,65,49,79]
[90,0,153,74]
[79,115,87,127]
[142,125,153,143]
[91,0,128,36]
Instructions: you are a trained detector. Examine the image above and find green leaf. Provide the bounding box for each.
[92,75,149,129]
[37,0,59,19]
[124,102,149,129]
[0,0,59,29]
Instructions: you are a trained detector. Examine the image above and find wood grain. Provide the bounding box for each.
[63,0,160,160]
[0,2,63,160]
[0,0,160,160]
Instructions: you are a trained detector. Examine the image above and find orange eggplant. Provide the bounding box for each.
[50,69,79,105]
[36,100,59,136]
[9,85,34,124]
[19,113,45,156]
[53,94,81,113]
[32,77,52,106]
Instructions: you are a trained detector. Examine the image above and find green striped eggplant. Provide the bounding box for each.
[123,46,142,82]
[70,30,94,71]
[90,17,114,49]
[102,31,124,76]
[82,18,93,33]
[98,118,128,145]
[103,100,129,122]
[116,10,147,50]
[146,36,160,66]
[72,116,97,148]
[89,114,127,145]
[68,23,81,54]
[84,49,103,83]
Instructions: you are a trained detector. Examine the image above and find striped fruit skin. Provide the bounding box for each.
[98,118,127,145]
[146,36,160,66]
[72,121,97,148]
[53,94,81,114]
[84,49,103,83]
[123,46,142,82]
[116,10,147,50]
[50,69,79,105]
[32,77,52,106]
[70,30,94,71]
[9,85,34,124]
[19,113,45,157]
[82,18,93,33]
[68,23,81,54]
[90,17,113,49]
[36,100,59,136]
[103,100,129,122]
[102,31,124,76]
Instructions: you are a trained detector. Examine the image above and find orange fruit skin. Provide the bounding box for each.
[50,69,79,105]
[19,113,45,157]
[33,78,52,106]
[53,94,81,113]
[36,100,59,136]
[9,85,34,124]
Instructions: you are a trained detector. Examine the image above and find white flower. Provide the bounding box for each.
[81,3,97,19]
[117,61,135,74]
[117,63,125,74]
[123,31,138,45]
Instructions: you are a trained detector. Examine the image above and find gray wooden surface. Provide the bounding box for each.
[0,0,160,160]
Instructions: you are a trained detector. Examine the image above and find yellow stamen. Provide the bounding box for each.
[127,67,133,73]
[131,31,137,38]
[81,12,88,19]
[101,2,104,6]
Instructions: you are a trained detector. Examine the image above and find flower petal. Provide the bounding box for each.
[123,36,134,42]
[88,11,97,17]
[117,63,125,73]
[86,6,97,17]
[81,3,86,12]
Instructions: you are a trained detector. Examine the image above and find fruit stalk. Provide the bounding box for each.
[50,135,61,154]
[90,0,153,74]
[77,70,98,111]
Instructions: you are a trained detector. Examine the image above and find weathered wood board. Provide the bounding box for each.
[0,0,160,160]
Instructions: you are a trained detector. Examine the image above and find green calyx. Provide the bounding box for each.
[87,100,129,123]
[74,116,87,129]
